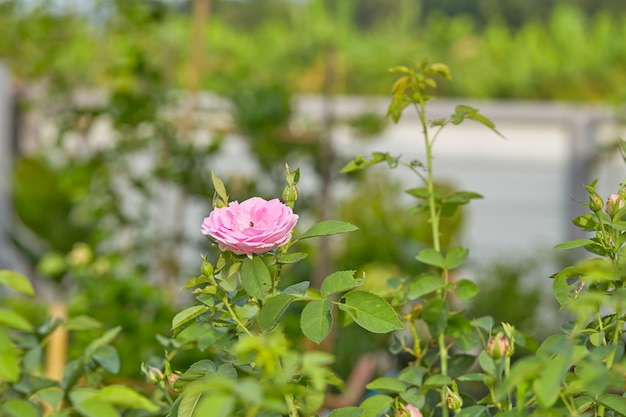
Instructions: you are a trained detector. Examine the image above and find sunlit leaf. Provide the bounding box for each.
[340,291,402,334]
[300,300,333,344]
[416,248,445,269]
[240,256,272,300]
[455,279,479,300]
[258,294,295,331]
[408,273,444,299]
[321,270,361,297]
[2,399,41,417]
[299,221,358,240]
[171,306,209,336]
[0,270,34,296]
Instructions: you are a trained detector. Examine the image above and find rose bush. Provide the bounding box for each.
[201,197,299,258]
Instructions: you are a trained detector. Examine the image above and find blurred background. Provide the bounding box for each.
[1,0,626,383]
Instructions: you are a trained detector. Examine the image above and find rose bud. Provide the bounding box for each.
[589,192,604,213]
[606,194,625,218]
[201,258,214,277]
[445,387,463,411]
[486,332,513,359]
[398,404,423,417]
[146,367,164,383]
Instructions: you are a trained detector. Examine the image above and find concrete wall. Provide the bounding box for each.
[0,63,14,269]
[296,96,624,266]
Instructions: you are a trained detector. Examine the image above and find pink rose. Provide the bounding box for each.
[202,197,298,258]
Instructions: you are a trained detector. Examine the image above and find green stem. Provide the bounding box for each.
[416,98,448,417]
[222,295,253,337]
[417,101,441,254]
[285,393,299,417]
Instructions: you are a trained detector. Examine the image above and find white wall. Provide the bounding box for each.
[0,63,14,269]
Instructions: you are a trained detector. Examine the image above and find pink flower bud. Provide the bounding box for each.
[146,367,164,383]
[486,332,513,359]
[398,404,423,417]
[169,373,180,385]
[606,194,625,217]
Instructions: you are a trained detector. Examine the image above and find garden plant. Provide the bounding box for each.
[2,59,626,417]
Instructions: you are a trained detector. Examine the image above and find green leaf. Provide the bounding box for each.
[341,152,401,173]
[533,353,569,408]
[431,63,451,80]
[70,391,118,417]
[366,377,407,393]
[552,272,578,306]
[91,345,120,374]
[177,392,202,417]
[597,393,626,415]
[211,171,229,204]
[0,309,34,331]
[300,300,333,344]
[398,366,426,386]
[0,328,21,382]
[445,247,468,270]
[457,373,485,382]
[277,252,308,264]
[0,270,35,296]
[63,316,102,331]
[451,105,503,137]
[448,354,478,378]
[470,316,494,331]
[455,405,490,417]
[35,387,63,410]
[172,306,210,336]
[321,270,362,297]
[327,407,364,417]
[258,294,295,331]
[282,281,310,296]
[423,374,452,387]
[421,299,448,336]
[554,239,596,249]
[399,388,425,408]
[443,191,483,204]
[408,273,444,299]
[478,350,496,377]
[405,187,432,199]
[340,291,402,333]
[84,327,121,358]
[240,256,272,300]
[2,399,41,417]
[61,359,84,393]
[299,221,358,240]
[182,276,211,290]
[455,279,479,300]
[95,385,159,411]
[192,393,235,417]
[416,248,445,269]
[572,214,597,230]
[359,394,393,417]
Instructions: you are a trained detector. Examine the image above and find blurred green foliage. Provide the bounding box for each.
[1,0,621,383]
[1,0,625,102]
